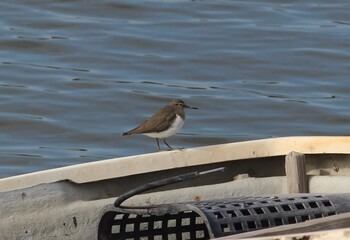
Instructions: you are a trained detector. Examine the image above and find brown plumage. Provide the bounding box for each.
[122,106,177,135]
[122,99,198,151]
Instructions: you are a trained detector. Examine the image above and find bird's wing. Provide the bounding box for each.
[125,106,176,135]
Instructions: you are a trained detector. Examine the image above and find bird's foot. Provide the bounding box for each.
[157,148,183,152]
[167,147,184,151]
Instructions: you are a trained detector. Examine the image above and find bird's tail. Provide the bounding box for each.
[121,131,131,136]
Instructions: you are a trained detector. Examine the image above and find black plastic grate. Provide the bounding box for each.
[99,210,210,240]
[195,195,336,237]
[98,194,350,240]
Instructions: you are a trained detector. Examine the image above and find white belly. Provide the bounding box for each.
[144,115,184,139]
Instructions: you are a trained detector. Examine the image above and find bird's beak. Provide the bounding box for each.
[184,104,198,110]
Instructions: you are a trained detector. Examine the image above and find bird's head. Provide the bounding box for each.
[169,99,198,110]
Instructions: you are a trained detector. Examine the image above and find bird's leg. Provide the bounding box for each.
[156,138,161,151]
[163,139,174,151]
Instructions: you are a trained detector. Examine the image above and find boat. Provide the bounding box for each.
[0,136,349,239]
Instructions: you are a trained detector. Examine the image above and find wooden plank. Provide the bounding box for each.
[285,151,308,193]
[1,136,350,192]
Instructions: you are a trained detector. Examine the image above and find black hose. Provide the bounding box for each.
[114,167,225,207]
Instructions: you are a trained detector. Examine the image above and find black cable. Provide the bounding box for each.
[114,167,225,207]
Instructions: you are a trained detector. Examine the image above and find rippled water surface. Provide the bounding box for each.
[0,0,349,178]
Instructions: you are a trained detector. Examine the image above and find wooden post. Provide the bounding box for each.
[285,151,308,193]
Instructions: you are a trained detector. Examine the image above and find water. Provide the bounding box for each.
[0,0,349,178]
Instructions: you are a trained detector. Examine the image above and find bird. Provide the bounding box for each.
[122,99,198,151]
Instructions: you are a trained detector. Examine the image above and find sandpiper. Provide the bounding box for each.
[122,99,198,151]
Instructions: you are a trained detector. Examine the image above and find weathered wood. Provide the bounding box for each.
[285,151,308,193]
